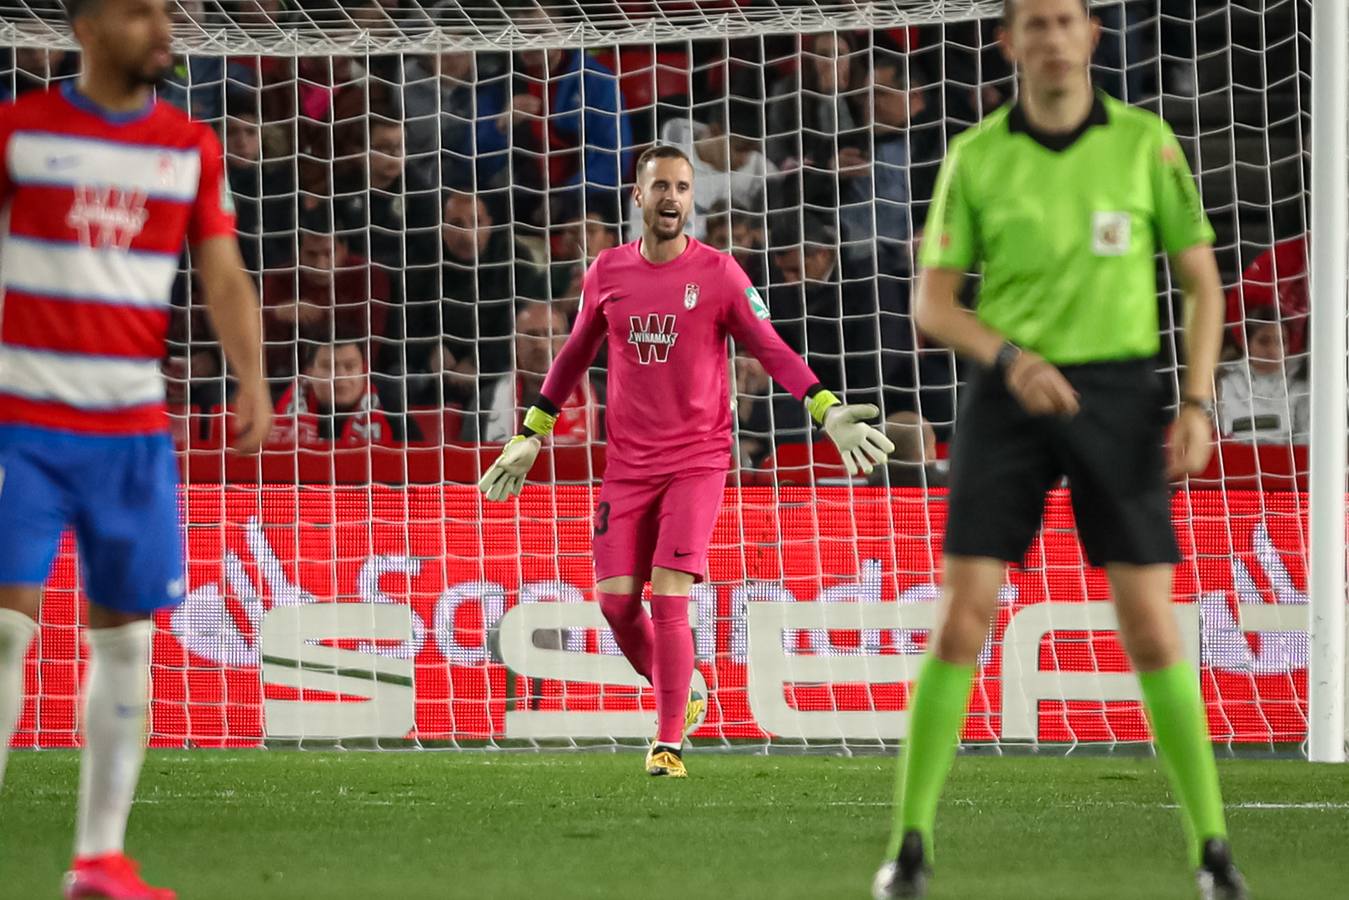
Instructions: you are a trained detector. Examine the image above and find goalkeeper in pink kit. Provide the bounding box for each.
[481,145,893,777]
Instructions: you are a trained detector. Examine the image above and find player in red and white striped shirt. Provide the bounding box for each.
[0,1,269,897]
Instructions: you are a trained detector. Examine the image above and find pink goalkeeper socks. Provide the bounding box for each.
[650,594,694,745]
[597,591,654,682]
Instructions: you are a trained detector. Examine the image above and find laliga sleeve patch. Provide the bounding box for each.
[745,286,769,320]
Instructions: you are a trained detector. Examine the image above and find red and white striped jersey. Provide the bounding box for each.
[0,82,236,435]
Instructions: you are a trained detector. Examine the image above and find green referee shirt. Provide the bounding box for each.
[920,91,1215,365]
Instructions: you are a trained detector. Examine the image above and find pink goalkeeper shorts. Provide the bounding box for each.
[592,467,727,584]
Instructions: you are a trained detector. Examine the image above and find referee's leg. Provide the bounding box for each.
[880,369,1055,880]
[1064,361,1241,888]
[874,554,1005,899]
[1110,563,1231,867]
[892,554,1004,845]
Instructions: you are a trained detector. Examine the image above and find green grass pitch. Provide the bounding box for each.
[1,751,1344,899]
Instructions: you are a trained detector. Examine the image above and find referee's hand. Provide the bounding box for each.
[1005,351,1080,418]
[1166,406,1214,479]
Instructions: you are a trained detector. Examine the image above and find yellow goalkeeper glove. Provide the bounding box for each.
[807,389,896,476]
[478,434,542,501]
[478,406,556,502]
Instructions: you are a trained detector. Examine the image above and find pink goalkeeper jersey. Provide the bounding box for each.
[540,238,820,478]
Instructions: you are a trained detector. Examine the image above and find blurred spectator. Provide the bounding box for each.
[866,411,947,487]
[583,209,621,259]
[625,102,777,241]
[334,116,442,277]
[407,189,548,382]
[767,32,867,170]
[405,339,478,410]
[261,210,391,387]
[224,91,295,273]
[734,210,771,288]
[226,0,299,28]
[473,303,598,443]
[551,262,587,325]
[512,5,634,215]
[272,340,418,446]
[1,48,73,100]
[346,0,409,85]
[1093,4,1147,101]
[705,204,770,287]
[733,352,808,468]
[839,54,940,275]
[159,0,257,121]
[1216,305,1309,445]
[332,115,442,372]
[401,51,512,190]
[1226,235,1308,358]
[768,215,883,409]
[549,199,621,296]
[165,270,228,412]
[704,201,732,251]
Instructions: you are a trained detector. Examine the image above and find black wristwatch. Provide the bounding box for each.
[1180,395,1215,417]
[993,340,1022,377]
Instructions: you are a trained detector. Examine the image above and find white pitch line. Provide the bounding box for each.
[1230,802,1349,810]
[819,800,1349,810]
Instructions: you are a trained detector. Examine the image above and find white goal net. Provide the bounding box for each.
[2,0,1320,752]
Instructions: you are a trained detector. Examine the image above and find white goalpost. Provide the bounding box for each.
[0,0,1343,758]
[1306,0,1347,764]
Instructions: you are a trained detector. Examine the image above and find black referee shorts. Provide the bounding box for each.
[943,358,1180,568]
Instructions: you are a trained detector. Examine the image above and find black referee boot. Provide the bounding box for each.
[1195,838,1248,900]
[871,830,928,899]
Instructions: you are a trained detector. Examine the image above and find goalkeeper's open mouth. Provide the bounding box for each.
[658,207,681,223]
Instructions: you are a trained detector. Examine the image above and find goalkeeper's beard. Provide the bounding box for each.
[644,208,687,244]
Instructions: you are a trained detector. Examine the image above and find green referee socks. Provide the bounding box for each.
[1138,662,1228,866]
[886,656,974,858]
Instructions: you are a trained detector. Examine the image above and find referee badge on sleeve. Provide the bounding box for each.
[1092,211,1131,256]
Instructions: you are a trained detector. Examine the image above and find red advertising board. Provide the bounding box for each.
[11,486,1309,748]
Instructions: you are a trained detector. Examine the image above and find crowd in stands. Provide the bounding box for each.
[0,0,1314,484]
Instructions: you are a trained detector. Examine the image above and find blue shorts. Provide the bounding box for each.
[0,425,184,613]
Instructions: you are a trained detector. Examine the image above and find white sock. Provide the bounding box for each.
[75,620,153,859]
[0,608,38,792]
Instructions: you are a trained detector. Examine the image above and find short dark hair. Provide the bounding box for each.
[62,0,99,21]
[298,205,336,238]
[1243,305,1285,336]
[635,144,692,179]
[224,89,261,122]
[1003,0,1091,25]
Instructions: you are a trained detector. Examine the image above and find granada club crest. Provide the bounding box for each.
[684,282,699,309]
[629,314,678,364]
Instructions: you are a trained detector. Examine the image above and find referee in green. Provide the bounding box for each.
[872,1,1246,898]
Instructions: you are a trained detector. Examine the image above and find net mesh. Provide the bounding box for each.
[3,0,1315,752]
[0,1,1012,53]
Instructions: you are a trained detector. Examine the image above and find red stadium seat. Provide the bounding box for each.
[1192,441,1307,491]
[759,440,848,485]
[407,407,464,446]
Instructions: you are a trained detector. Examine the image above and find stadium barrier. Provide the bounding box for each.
[173,437,1310,490]
[14,487,1308,749]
